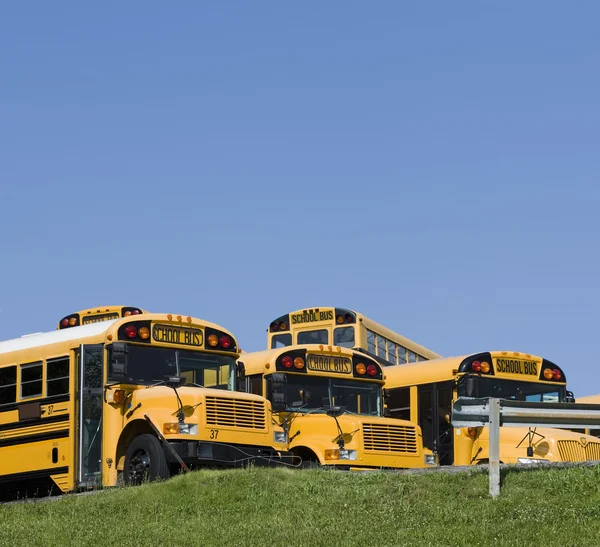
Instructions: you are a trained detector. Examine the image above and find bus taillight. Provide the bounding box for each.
[282,356,293,369]
[124,325,138,339]
[59,314,80,329]
[367,364,377,377]
[552,369,562,381]
[205,327,237,352]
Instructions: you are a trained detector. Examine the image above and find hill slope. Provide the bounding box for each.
[2,466,600,546]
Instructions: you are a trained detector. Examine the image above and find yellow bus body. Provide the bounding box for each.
[0,313,288,497]
[58,305,148,329]
[267,307,441,365]
[382,351,600,465]
[240,344,435,469]
[571,394,600,438]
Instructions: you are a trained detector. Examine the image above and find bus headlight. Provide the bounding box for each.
[517,458,549,465]
[179,424,198,435]
[274,431,288,444]
[325,449,357,461]
[163,423,198,435]
[424,454,437,466]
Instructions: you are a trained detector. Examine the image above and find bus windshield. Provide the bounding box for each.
[458,376,565,402]
[271,375,381,416]
[109,345,235,389]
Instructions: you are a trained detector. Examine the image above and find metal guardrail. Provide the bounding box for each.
[451,397,600,497]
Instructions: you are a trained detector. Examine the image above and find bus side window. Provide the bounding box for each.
[271,334,292,349]
[386,387,411,421]
[0,365,17,406]
[47,357,70,396]
[246,374,263,396]
[367,330,376,354]
[334,327,354,348]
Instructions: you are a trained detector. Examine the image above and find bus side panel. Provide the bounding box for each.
[0,426,74,493]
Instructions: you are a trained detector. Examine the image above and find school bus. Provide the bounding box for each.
[383,351,600,465]
[267,307,441,366]
[58,306,147,329]
[571,394,600,438]
[0,313,289,498]
[240,344,436,469]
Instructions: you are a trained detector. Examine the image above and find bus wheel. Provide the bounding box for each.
[124,434,170,485]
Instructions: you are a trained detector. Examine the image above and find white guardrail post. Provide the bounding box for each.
[488,398,501,498]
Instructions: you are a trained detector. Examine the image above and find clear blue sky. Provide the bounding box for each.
[1,3,599,396]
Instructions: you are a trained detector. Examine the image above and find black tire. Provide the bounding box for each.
[124,434,170,485]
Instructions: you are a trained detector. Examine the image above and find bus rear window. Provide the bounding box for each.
[334,327,354,348]
[297,329,328,345]
[271,334,292,349]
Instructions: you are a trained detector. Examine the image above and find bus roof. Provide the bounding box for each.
[0,313,238,356]
[270,306,442,360]
[382,351,559,386]
[576,394,600,404]
[0,320,118,355]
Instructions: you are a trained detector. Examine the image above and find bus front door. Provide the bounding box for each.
[77,344,104,486]
[417,382,454,465]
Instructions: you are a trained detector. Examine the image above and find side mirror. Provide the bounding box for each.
[565,390,575,404]
[270,373,288,411]
[111,343,128,378]
[464,376,477,398]
[236,362,246,391]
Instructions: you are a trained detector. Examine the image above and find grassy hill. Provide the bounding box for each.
[2,466,600,546]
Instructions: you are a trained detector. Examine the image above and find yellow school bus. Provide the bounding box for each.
[0,313,289,498]
[267,307,441,366]
[58,306,147,329]
[572,394,600,438]
[240,344,436,469]
[383,351,600,465]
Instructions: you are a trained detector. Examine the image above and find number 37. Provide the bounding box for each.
[209,430,219,440]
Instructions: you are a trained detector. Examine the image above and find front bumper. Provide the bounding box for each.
[165,441,294,468]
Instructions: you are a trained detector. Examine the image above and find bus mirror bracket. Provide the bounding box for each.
[111,342,128,378]
[565,390,575,404]
[270,373,288,411]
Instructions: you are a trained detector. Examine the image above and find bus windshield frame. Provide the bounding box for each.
[108,344,235,390]
[267,374,382,416]
[458,375,566,403]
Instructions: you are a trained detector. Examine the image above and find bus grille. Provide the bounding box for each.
[362,423,418,454]
[557,440,600,462]
[204,396,267,430]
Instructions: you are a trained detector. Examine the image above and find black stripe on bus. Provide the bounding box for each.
[0,429,69,448]
[0,466,69,484]
[0,414,70,432]
[0,394,71,414]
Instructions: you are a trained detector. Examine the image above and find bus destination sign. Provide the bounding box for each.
[152,324,203,347]
[291,309,334,325]
[82,313,120,325]
[307,354,351,374]
[494,358,538,376]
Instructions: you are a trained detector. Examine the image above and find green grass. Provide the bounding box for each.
[2,466,600,546]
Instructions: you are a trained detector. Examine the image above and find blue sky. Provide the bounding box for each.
[1,2,599,396]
